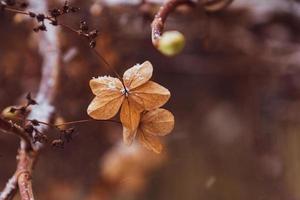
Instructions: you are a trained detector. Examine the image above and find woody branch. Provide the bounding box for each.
[0,0,60,199]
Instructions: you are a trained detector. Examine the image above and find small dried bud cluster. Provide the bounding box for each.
[2,92,76,149]
[48,1,79,25]
[24,122,48,144]
[51,127,75,148]
[5,92,37,117]
[1,0,99,48]
[30,1,80,32]
[78,20,99,48]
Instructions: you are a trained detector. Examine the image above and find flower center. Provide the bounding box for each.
[121,87,130,96]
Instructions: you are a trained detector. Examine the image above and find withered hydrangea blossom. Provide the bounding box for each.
[87,61,174,153]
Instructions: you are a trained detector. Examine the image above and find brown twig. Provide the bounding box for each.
[0,0,60,199]
[16,0,61,199]
[16,149,36,200]
[151,0,195,47]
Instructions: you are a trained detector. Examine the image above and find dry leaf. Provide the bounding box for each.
[141,108,175,136]
[120,98,141,131]
[87,61,172,146]
[138,130,163,154]
[89,76,123,95]
[87,91,124,120]
[122,127,137,146]
[136,108,175,154]
[123,61,153,90]
[130,81,170,110]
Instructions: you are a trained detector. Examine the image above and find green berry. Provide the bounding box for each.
[158,31,185,56]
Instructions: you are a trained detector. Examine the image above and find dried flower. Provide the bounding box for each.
[87,61,171,144]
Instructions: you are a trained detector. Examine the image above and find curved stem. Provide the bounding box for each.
[151,0,195,47]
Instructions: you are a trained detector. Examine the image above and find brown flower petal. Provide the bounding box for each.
[141,109,175,136]
[120,98,141,131]
[122,127,137,146]
[90,76,124,96]
[87,91,124,120]
[138,130,163,154]
[123,61,153,90]
[130,81,170,110]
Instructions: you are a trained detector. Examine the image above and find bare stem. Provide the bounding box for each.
[151,0,195,47]
[0,0,60,199]
[16,150,36,200]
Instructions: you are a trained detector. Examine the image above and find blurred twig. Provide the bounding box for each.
[0,0,60,199]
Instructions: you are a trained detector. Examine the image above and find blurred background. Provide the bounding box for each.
[1,0,300,199]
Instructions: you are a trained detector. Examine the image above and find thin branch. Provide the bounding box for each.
[16,0,61,199]
[27,0,60,151]
[16,149,36,200]
[0,0,60,199]
[151,0,195,47]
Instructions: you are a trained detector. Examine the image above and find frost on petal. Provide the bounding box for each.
[123,61,153,90]
[131,81,170,110]
[87,91,124,120]
[120,98,141,131]
[90,76,123,95]
[122,127,137,146]
[141,109,175,136]
[138,130,163,154]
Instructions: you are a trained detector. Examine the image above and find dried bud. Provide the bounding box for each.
[88,29,99,39]
[26,92,38,106]
[89,40,96,48]
[80,20,89,32]
[63,1,70,13]
[38,24,47,31]
[31,119,40,126]
[50,8,61,18]
[29,12,36,18]
[61,128,75,142]
[50,20,58,26]
[36,14,45,22]
[158,31,185,56]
